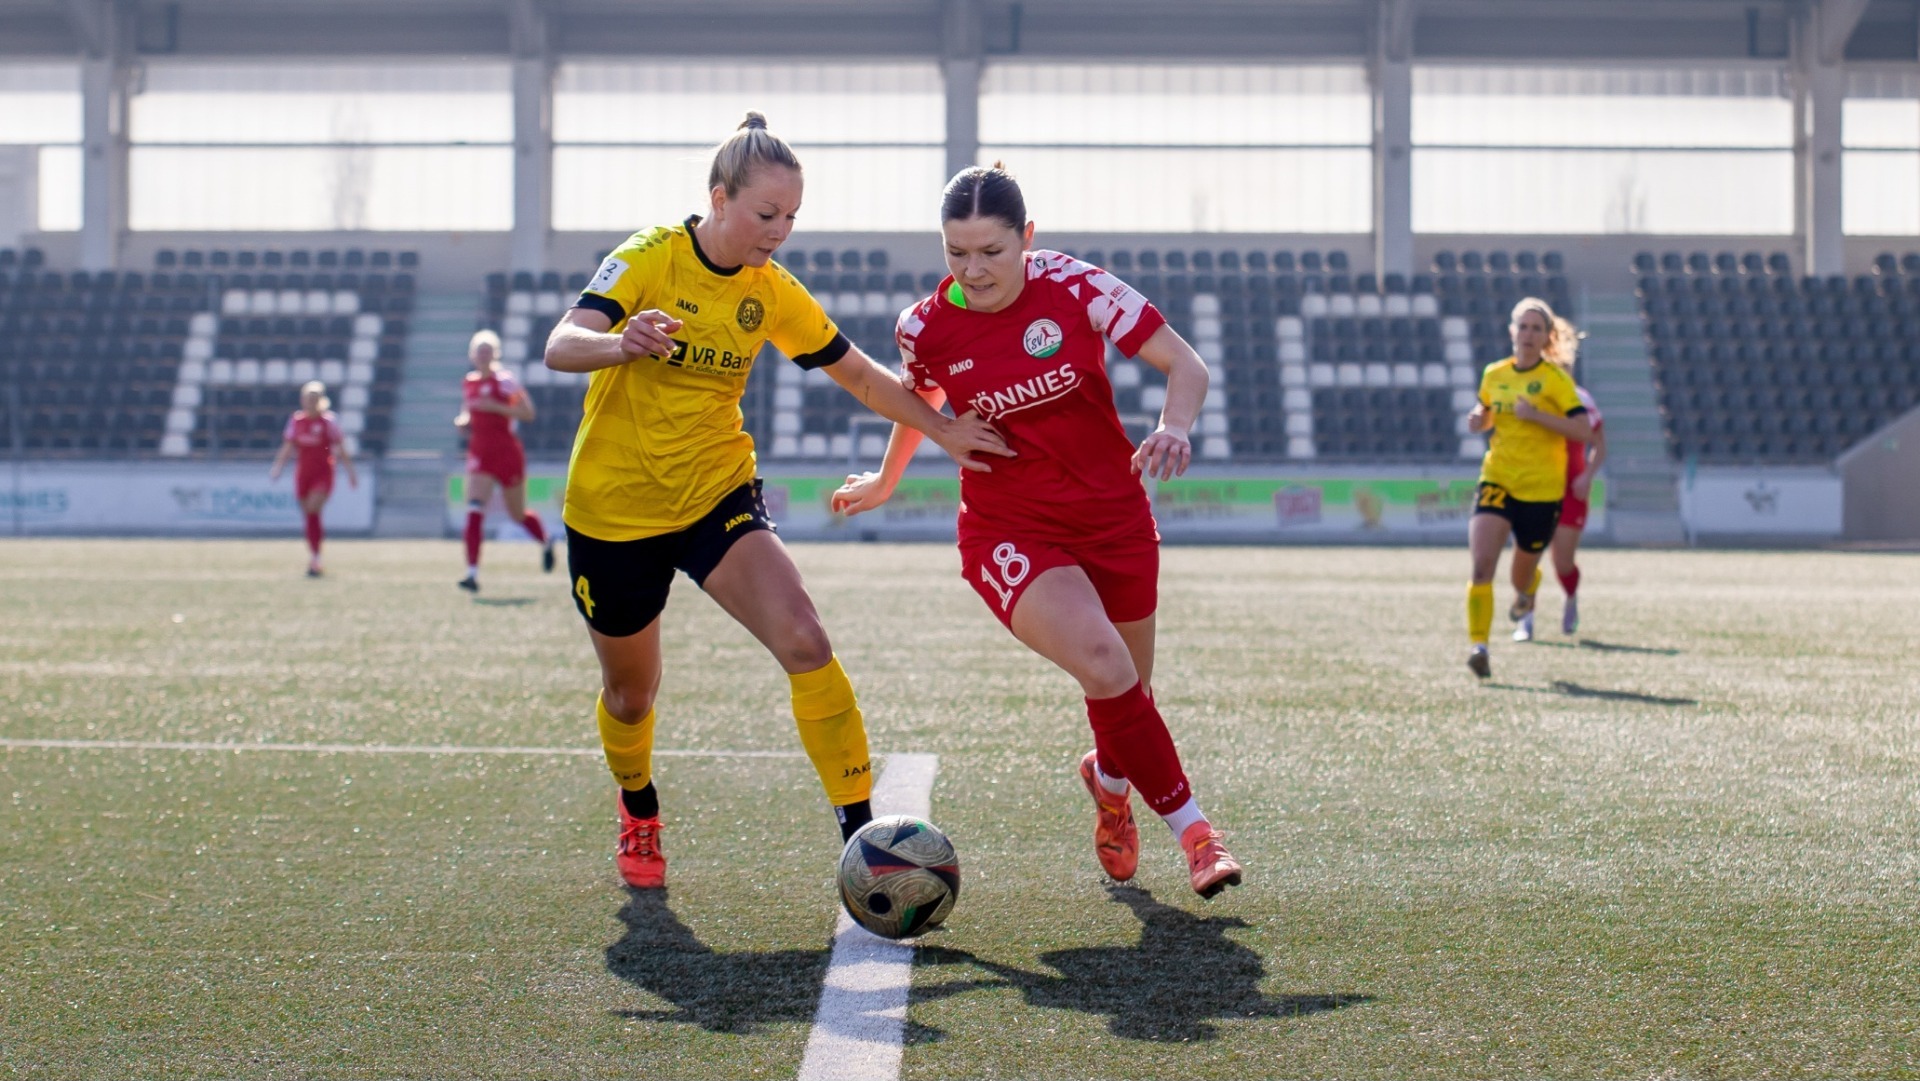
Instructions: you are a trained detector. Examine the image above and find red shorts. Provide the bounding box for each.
[1559,494,1590,532]
[468,440,526,488]
[960,530,1159,631]
[295,464,333,500]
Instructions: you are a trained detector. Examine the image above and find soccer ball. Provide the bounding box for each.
[837,815,960,940]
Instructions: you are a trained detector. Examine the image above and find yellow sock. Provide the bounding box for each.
[597,695,656,791]
[1467,582,1494,645]
[789,655,872,807]
[1524,566,1542,597]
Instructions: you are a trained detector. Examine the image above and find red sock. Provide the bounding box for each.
[1084,681,1192,815]
[303,512,323,557]
[521,511,547,545]
[1558,566,1580,596]
[464,510,484,567]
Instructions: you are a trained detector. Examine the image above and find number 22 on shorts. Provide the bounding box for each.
[977,542,1031,612]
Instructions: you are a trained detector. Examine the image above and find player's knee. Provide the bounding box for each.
[778,620,834,674]
[1074,639,1137,699]
[601,682,657,725]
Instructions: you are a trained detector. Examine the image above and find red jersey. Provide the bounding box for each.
[897,250,1167,547]
[284,411,343,473]
[463,368,523,452]
[1568,386,1602,482]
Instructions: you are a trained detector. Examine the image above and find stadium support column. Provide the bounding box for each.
[75,1,130,272]
[942,0,984,181]
[1796,0,1866,277]
[1370,0,1415,280]
[1374,1,1420,278]
[510,0,554,274]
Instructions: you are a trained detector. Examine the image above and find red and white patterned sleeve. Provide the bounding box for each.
[495,370,521,400]
[283,412,301,442]
[895,299,939,392]
[1028,250,1167,358]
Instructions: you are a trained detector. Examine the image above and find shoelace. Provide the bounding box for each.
[621,820,659,859]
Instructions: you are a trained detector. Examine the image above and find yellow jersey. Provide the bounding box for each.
[1475,356,1587,503]
[563,217,847,541]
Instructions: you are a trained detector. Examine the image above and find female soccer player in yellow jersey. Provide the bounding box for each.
[542,114,1011,889]
[1462,297,1591,679]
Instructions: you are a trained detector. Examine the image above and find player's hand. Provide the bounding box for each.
[454,411,470,428]
[1571,473,1593,500]
[620,310,683,359]
[1131,423,1192,480]
[1512,397,1543,422]
[347,472,359,489]
[1467,403,1491,432]
[931,411,1015,474]
[268,467,281,482]
[831,471,893,516]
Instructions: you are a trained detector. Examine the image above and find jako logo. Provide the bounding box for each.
[675,299,699,314]
[947,358,974,375]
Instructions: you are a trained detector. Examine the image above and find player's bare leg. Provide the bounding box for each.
[1466,514,1511,677]
[1549,523,1584,634]
[461,473,497,591]
[300,488,329,577]
[1013,568,1238,896]
[590,619,668,887]
[702,531,873,841]
[499,481,554,572]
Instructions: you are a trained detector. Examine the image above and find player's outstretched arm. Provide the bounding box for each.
[333,435,359,488]
[268,439,294,480]
[823,345,1012,472]
[544,307,682,373]
[1130,324,1209,480]
[833,384,946,517]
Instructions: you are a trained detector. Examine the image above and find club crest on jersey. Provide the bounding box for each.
[1527,380,1542,394]
[736,296,765,333]
[1023,319,1064,359]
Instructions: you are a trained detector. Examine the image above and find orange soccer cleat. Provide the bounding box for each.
[615,797,666,889]
[1077,751,1140,882]
[1179,821,1243,899]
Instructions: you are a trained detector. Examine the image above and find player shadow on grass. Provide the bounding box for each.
[1488,680,1697,706]
[913,886,1370,1043]
[470,596,538,607]
[1520,638,1683,657]
[604,888,832,1035]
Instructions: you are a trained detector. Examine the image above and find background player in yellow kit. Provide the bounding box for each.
[543,114,1010,888]
[1462,297,1591,679]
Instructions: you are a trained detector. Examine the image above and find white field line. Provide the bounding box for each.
[0,737,805,759]
[796,752,938,1081]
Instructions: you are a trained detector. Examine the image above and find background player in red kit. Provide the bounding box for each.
[1547,383,1605,636]
[268,380,357,577]
[833,164,1242,898]
[455,328,553,592]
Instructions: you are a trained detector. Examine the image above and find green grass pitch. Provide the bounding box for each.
[3,538,1918,1078]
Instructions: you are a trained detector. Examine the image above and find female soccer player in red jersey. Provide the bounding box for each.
[543,115,1009,890]
[268,380,357,577]
[833,164,1243,898]
[455,328,553,592]
[1544,383,1605,637]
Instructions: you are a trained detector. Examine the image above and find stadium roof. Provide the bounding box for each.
[0,0,1914,65]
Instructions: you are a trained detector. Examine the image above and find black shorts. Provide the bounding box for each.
[1473,482,1561,553]
[566,480,776,637]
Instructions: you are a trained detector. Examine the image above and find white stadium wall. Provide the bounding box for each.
[0,462,375,536]
[1677,466,1844,541]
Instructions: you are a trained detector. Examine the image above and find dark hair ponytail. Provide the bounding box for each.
[940,162,1025,232]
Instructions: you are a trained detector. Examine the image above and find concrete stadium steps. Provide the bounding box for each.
[375,293,478,537]
[1580,291,1686,546]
